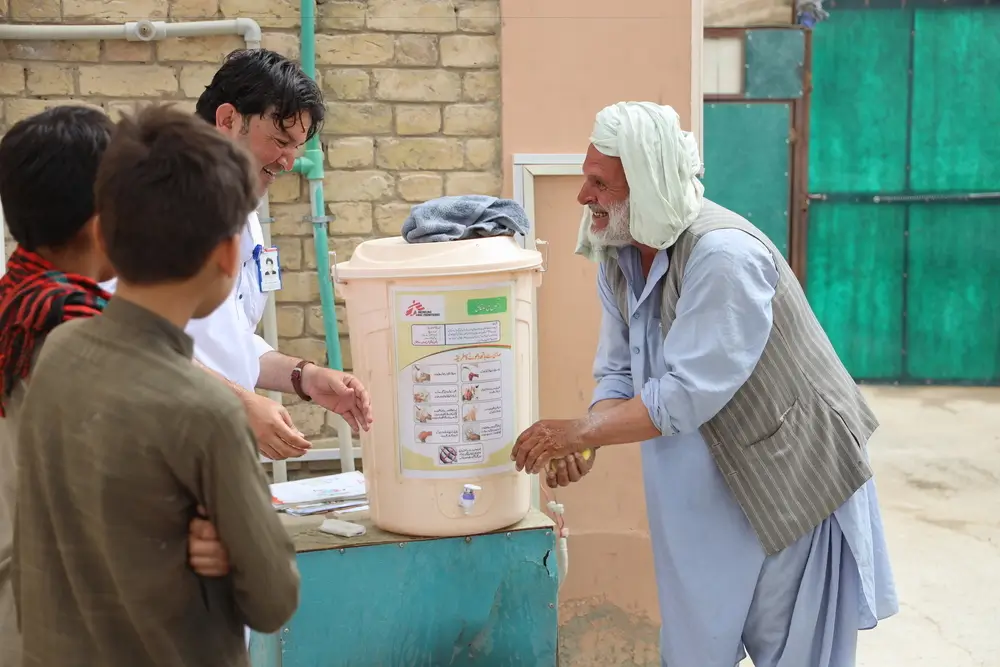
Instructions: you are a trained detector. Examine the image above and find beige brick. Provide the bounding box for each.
[10,0,60,21]
[26,65,75,96]
[441,35,499,68]
[220,0,299,28]
[316,34,394,66]
[458,0,501,32]
[286,402,326,438]
[0,64,24,96]
[394,35,439,66]
[104,40,155,63]
[465,138,499,170]
[64,0,168,19]
[374,202,412,235]
[376,137,463,170]
[169,0,219,18]
[282,337,330,367]
[276,271,320,303]
[462,70,500,102]
[395,105,441,135]
[4,98,102,124]
[157,35,245,62]
[5,41,100,62]
[327,202,374,235]
[445,171,502,196]
[443,104,499,136]
[275,236,303,271]
[274,306,306,338]
[324,171,394,202]
[366,0,457,32]
[179,65,217,98]
[307,304,350,338]
[318,0,366,30]
[261,32,300,59]
[328,102,393,135]
[269,173,302,203]
[331,236,366,261]
[322,69,370,101]
[106,101,136,121]
[169,99,198,115]
[326,137,374,169]
[373,69,461,103]
[398,173,443,202]
[79,66,177,97]
[277,305,306,338]
[307,236,365,270]
[271,203,312,236]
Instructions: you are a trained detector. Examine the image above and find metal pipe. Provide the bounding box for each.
[0,18,262,47]
[256,195,289,482]
[292,0,354,472]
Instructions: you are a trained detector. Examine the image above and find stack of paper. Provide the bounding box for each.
[270,471,367,516]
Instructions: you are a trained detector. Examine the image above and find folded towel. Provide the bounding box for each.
[401,195,530,244]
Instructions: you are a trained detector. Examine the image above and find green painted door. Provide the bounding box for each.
[807,6,1000,384]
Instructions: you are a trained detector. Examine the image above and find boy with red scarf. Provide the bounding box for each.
[0,106,230,667]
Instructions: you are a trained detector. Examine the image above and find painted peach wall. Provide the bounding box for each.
[500,1,700,663]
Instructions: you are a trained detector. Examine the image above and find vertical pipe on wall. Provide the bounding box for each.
[292,0,355,472]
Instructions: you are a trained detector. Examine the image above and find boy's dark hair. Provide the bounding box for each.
[95,104,259,284]
[0,105,115,251]
[195,48,325,140]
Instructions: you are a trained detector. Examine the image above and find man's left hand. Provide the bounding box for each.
[511,418,587,475]
[301,365,373,433]
[545,449,597,488]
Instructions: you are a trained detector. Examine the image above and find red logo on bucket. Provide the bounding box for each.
[405,300,424,317]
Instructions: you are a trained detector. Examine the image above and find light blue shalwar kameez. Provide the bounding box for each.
[591,229,898,667]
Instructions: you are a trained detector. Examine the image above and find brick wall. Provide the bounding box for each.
[0,0,502,448]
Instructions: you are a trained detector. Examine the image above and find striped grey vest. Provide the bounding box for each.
[605,200,878,555]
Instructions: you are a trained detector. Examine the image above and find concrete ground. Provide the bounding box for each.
[743,386,1000,667]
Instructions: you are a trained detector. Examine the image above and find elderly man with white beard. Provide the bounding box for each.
[511,102,898,667]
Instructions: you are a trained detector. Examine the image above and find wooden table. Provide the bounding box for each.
[249,510,558,667]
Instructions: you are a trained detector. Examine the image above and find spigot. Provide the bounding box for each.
[458,484,481,515]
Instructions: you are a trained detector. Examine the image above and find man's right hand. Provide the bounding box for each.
[240,391,312,460]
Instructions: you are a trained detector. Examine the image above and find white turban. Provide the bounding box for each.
[585,101,704,253]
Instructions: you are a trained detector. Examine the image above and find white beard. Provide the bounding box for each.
[584,198,631,249]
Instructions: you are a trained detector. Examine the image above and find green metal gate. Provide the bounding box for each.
[702,27,811,269]
[807,4,1000,384]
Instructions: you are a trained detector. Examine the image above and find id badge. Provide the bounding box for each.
[256,246,282,292]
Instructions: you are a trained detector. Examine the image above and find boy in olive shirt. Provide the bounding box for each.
[14,105,300,667]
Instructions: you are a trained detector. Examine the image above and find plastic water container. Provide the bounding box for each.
[333,235,545,537]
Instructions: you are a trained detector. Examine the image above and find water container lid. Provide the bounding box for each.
[335,235,543,280]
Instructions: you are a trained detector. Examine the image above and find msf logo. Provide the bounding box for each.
[402,295,444,319]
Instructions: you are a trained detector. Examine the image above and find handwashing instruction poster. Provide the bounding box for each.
[391,282,516,479]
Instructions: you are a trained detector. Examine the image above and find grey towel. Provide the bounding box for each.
[401,195,530,244]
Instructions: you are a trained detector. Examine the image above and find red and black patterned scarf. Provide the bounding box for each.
[0,246,110,416]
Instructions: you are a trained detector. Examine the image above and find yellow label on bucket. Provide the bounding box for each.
[391,282,517,479]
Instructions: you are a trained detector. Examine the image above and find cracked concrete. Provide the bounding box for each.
[742,386,1000,667]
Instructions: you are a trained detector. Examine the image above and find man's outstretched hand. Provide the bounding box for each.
[301,366,374,434]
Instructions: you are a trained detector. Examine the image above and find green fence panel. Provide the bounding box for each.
[806,202,905,379]
[745,29,806,99]
[910,8,1000,192]
[809,10,912,193]
[906,204,1000,382]
[702,102,791,256]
